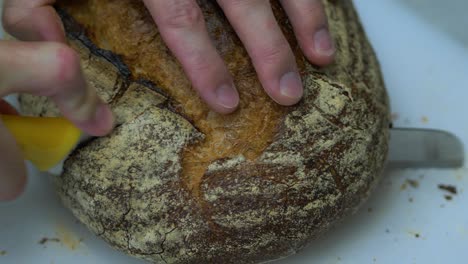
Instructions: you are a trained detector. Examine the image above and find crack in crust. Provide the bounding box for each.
[19,0,391,263]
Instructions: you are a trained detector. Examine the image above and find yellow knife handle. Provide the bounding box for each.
[0,115,81,171]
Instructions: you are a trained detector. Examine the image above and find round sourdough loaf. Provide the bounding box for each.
[19,0,390,263]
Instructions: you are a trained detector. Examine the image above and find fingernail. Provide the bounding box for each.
[92,103,115,135]
[280,72,303,101]
[216,83,239,109]
[314,28,336,57]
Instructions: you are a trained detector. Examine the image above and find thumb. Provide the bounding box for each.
[0,114,26,201]
[0,41,114,136]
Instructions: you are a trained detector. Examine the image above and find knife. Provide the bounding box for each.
[0,113,465,171]
[388,128,464,168]
[46,128,465,172]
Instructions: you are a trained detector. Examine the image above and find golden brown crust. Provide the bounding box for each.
[19,1,390,263]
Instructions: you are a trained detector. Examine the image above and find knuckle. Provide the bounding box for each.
[52,44,81,84]
[189,53,212,73]
[304,2,326,19]
[183,51,225,92]
[219,0,262,8]
[161,0,203,29]
[185,52,215,82]
[296,2,328,30]
[42,44,82,96]
[254,40,290,66]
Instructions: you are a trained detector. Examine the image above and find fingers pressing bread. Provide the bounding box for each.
[217,0,305,105]
[143,0,239,113]
[144,0,335,110]
[280,0,335,66]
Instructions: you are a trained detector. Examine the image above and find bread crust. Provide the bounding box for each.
[19,1,390,263]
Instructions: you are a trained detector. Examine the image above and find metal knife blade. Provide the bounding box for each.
[388,128,464,168]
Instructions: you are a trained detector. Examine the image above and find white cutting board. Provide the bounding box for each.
[1,1,467,263]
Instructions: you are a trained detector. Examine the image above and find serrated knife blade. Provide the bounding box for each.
[388,128,464,168]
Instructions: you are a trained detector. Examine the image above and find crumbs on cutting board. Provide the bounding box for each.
[55,224,83,251]
[39,237,60,246]
[438,184,457,195]
[38,224,83,251]
[421,116,429,124]
[438,184,457,203]
[401,179,419,191]
[407,231,421,239]
[407,179,419,188]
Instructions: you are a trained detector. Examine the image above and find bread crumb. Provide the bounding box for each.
[407,179,419,188]
[55,224,82,251]
[438,184,457,195]
[408,231,421,238]
[39,237,60,245]
[401,179,419,190]
[400,182,407,190]
[421,116,429,124]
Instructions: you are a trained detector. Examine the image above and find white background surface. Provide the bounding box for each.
[1,1,468,263]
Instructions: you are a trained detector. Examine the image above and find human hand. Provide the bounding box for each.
[142,0,335,113]
[0,0,114,201]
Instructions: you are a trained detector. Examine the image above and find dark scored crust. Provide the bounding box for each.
[19,1,390,263]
